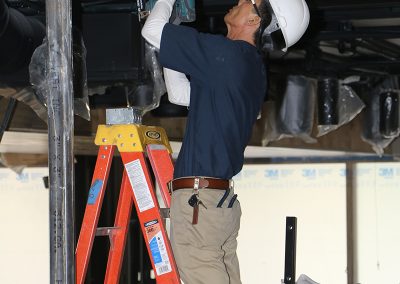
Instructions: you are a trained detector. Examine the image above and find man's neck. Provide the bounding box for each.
[227,33,255,46]
[226,26,256,46]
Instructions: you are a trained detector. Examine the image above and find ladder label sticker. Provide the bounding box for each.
[144,220,172,276]
[87,179,103,204]
[125,159,155,212]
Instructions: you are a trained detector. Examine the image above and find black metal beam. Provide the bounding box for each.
[315,26,400,41]
[315,0,400,10]
[270,54,400,77]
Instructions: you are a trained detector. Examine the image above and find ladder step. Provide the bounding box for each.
[96,226,121,236]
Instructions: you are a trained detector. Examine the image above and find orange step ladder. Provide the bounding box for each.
[76,122,180,284]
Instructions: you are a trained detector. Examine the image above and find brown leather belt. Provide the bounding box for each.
[169,177,231,192]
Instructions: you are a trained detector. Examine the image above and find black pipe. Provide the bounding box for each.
[380,91,399,138]
[356,39,398,61]
[317,77,339,125]
[364,39,400,59]
[284,217,297,284]
[0,0,45,73]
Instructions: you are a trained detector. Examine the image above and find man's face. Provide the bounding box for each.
[224,0,260,26]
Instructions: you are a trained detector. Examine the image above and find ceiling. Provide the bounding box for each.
[2,0,400,83]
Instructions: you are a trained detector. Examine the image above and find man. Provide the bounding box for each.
[142,0,309,283]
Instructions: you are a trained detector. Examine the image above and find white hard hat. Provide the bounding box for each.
[262,0,310,51]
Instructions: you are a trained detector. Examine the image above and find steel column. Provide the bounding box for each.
[45,0,75,282]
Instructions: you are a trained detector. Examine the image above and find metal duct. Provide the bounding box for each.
[0,0,45,73]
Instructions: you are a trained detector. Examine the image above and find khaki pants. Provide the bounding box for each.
[170,188,242,284]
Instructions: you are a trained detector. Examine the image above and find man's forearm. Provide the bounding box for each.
[141,0,176,49]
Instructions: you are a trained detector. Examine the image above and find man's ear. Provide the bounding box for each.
[247,15,261,26]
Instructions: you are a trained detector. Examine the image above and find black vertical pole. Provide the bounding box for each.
[346,163,355,284]
[284,216,297,284]
[45,0,75,282]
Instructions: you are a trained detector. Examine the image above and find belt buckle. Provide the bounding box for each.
[194,176,209,190]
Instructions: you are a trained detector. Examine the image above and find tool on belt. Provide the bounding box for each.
[169,177,236,224]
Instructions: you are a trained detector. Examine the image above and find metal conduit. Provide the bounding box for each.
[44,0,75,282]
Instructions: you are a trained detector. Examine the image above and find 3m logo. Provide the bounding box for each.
[302,169,316,178]
[378,168,394,178]
[145,130,161,140]
[265,169,279,178]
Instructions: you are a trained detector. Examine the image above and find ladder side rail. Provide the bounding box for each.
[76,145,115,284]
[146,144,174,208]
[121,151,180,284]
[104,172,134,284]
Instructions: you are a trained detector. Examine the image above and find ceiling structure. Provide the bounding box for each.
[1,0,400,158]
[200,0,400,77]
[2,0,400,86]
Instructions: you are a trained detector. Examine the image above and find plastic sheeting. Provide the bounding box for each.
[124,42,167,119]
[296,274,319,284]
[0,153,25,174]
[362,76,400,156]
[0,85,48,122]
[317,76,365,137]
[29,34,90,121]
[263,75,317,145]
[280,274,319,284]
[143,42,166,113]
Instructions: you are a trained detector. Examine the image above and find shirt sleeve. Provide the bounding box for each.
[159,23,222,83]
[163,67,190,106]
